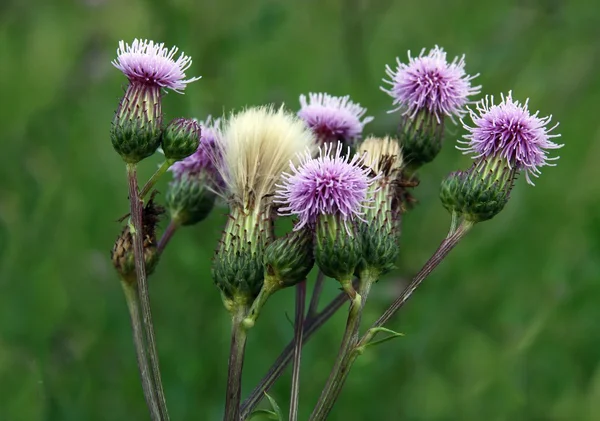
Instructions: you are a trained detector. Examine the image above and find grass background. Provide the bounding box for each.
[1,0,599,419]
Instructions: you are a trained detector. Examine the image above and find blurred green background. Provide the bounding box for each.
[1,0,599,419]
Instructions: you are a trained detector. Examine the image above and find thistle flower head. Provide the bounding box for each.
[298,93,373,145]
[216,106,316,211]
[112,39,201,92]
[275,141,375,231]
[359,136,403,179]
[382,45,480,122]
[170,116,223,188]
[458,92,563,184]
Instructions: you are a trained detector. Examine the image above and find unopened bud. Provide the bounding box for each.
[111,83,162,163]
[440,155,517,222]
[166,173,216,226]
[162,118,201,161]
[263,227,314,290]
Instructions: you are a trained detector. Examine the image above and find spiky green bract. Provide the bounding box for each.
[315,213,362,287]
[111,83,162,163]
[162,118,201,160]
[399,110,444,173]
[165,173,216,226]
[212,207,272,310]
[264,227,314,290]
[440,155,517,222]
[357,136,404,277]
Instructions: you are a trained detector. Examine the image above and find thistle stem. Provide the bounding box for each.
[140,160,173,200]
[310,220,474,421]
[121,282,161,421]
[242,281,278,329]
[157,219,180,255]
[223,304,249,421]
[308,273,374,421]
[126,163,170,421]
[289,281,307,421]
[307,270,326,317]
[240,291,348,419]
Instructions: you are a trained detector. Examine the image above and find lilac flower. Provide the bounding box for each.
[112,39,200,92]
[275,141,376,231]
[170,116,223,188]
[298,93,373,145]
[458,92,563,184]
[382,45,480,122]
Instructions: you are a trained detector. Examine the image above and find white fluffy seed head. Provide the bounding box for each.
[359,136,404,177]
[216,105,317,210]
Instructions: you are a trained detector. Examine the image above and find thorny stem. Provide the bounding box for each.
[139,160,174,200]
[240,291,348,419]
[311,219,474,421]
[308,272,375,421]
[223,303,249,421]
[289,281,307,421]
[121,282,161,421]
[157,219,180,255]
[307,270,326,317]
[126,163,170,421]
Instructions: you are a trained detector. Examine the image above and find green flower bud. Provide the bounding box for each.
[212,207,272,308]
[111,83,162,163]
[399,110,444,173]
[263,227,314,290]
[314,214,362,284]
[440,155,517,222]
[162,118,201,161]
[166,173,216,226]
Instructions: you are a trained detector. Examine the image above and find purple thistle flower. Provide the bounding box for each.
[382,45,481,122]
[170,116,224,188]
[112,39,201,92]
[458,92,563,185]
[298,93,373,145]
[275,141,376,231]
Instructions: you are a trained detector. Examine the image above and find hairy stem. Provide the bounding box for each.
[223,304,249,421]
[139,160,173,200]
[289,281,307,421]
[121,282,161,421]
[126,163,170,421]
[240,291,348,419]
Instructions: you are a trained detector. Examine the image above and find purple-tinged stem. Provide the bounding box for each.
[157,219,179,255]
[126,163,170,421]
[223,304,249,421]
[307,271,326,317]
[289,281,307,421]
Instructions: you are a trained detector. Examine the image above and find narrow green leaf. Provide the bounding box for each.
[264,392,283,421]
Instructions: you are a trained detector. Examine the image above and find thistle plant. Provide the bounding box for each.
[108,39,562,421]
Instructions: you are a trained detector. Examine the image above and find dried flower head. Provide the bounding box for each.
[298,93,373,145]
[170,116,223,188]
[276,141,375,231]
[112,39,201,92]
[382,45,480,122]
[359,136,403,178]
[458,92,563,184]
[216,106,316,210]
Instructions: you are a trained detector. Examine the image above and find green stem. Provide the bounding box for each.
[223,304,249,421]
[121,282,161,421]
[289,281,307,421]
[240,291,349,419]
[126,163,170,421]
[310,219,474,421]
[139,160,173,200]
[308,272,375,421]
[242,280,278,329]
